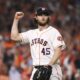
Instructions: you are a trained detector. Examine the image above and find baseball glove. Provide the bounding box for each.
[33,65,52,80]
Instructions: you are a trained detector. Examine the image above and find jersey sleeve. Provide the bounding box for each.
[19,30,31,43]
[52,30,66,50]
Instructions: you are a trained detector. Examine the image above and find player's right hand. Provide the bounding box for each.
[14,12,24,20]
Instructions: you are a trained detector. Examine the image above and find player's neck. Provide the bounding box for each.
[38,24,49,31]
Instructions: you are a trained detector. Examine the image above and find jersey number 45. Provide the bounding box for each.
[41,48,50,55]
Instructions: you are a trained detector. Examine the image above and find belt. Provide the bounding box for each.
[34,65,44,69]
[34,65,52,69]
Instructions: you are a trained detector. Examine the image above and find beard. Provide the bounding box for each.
[37,18,49,26]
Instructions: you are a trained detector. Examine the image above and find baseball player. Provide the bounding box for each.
[11,7,66,80]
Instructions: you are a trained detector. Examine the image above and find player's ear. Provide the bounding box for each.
[34,16,38,20]
[33,16,38,24]
[49,16,51,20]
[34,16,36,19]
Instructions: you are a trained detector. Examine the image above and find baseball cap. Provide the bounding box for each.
[35,7,52,16]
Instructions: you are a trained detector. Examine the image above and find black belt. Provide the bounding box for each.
[34,66,44,69]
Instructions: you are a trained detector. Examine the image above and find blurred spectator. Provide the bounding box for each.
[3,48,14,71]
[9,55,22,80]
[0,57,9,80]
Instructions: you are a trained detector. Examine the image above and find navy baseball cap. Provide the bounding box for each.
[35,7,52,16]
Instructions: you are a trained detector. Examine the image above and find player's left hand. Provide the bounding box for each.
[33,65,52,80]
[14,12,24,20]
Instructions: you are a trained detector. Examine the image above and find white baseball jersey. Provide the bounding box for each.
[20,26,65,66]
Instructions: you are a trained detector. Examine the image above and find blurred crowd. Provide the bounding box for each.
[0,0,80,80]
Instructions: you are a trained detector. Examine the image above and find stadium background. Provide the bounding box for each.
[0,0,80,80]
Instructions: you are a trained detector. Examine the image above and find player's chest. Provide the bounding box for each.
[30,32,51,46]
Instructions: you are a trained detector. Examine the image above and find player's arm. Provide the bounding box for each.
[49,29,66,65]
[49,46,62,65]
[11,12,24,41]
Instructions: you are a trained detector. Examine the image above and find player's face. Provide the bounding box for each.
[36,14,49,26]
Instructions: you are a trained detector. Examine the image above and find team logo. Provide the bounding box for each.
[57,36,63,41]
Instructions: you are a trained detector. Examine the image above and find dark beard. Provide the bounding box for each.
[37,18,49,26]
[38,21,48,26]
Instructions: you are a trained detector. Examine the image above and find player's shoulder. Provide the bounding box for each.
[25,28,37,33]
[49,26,59,33]
[29,28,38,33]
